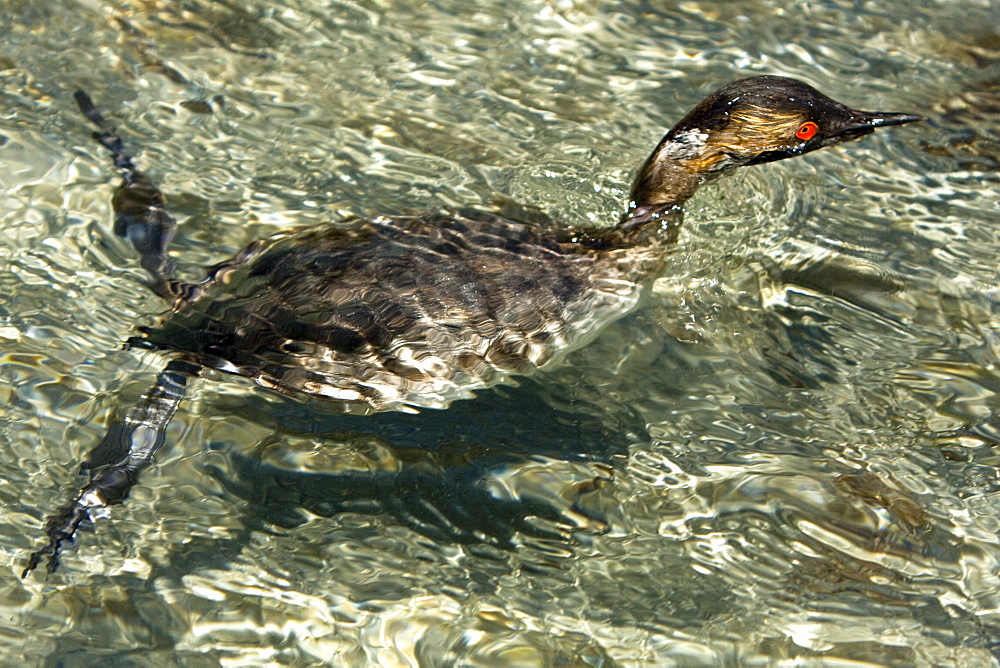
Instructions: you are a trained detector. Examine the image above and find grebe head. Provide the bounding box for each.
[628,75,923,212]
[680,75,924,167]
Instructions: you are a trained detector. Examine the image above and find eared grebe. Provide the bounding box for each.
[23,76,922,575]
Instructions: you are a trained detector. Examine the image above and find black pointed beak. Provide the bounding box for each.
[869,111,925,127]
[836,110,925,139]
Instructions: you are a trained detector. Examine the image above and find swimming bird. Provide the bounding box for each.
[22,75,922,575]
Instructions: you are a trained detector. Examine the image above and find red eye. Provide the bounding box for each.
[796,122,818,141]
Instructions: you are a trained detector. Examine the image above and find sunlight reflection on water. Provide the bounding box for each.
[2,0,1000,664]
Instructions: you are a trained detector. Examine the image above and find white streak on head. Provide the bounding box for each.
[661,128,709,160]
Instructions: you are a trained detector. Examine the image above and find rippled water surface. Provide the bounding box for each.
[3,0,1000,665]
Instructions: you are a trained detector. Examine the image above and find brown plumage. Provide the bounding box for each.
[137,210,670,414]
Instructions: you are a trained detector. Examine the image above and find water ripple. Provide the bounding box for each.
[3,0,1000,664]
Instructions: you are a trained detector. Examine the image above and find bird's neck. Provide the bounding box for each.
[609,129,739,247]
[603,201,684,248]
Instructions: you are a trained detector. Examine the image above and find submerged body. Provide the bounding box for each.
[22,76,921,575]
[142,210,675,413]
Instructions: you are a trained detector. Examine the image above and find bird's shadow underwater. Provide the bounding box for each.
[134,376,648,576]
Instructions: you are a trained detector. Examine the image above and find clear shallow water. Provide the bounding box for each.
[1,0,999,664]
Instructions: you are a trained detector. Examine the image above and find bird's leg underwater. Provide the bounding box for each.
[23,93,210,576]
[74,90,182,303]
[23,360,200,576]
